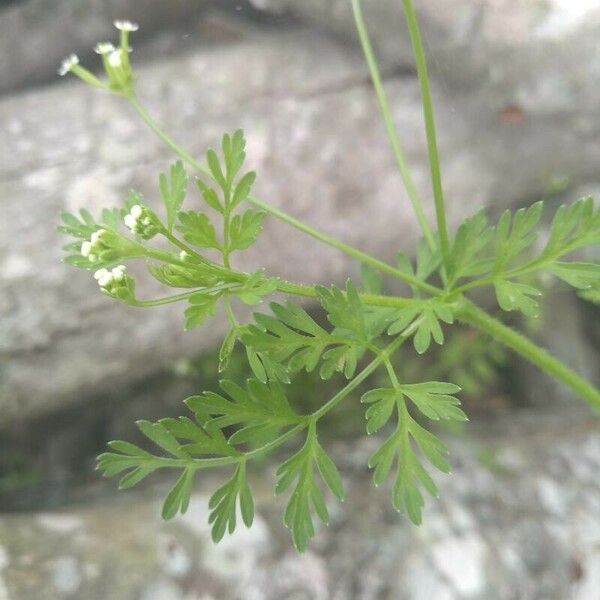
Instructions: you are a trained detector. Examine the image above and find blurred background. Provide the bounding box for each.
[1,0,600,598]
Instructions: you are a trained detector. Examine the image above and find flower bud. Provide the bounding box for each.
[81,228,141,264]
[123,204,161,240]
[94,265,135,301]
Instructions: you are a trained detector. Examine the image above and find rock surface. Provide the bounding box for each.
[1,407,599,599]
[0,0,211,94]
[2,11,600,424]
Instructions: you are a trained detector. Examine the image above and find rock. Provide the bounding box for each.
[2,18,599,425]
[1,407,599,599]
[0,0,210,94]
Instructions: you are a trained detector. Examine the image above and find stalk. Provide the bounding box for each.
[399,0,451,271]
[351,0,435,251]
[459,300,600,411]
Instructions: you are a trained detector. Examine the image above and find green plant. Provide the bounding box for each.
[58,5,600,552]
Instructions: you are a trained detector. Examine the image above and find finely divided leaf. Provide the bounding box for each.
[176,211,220,249]
[187,379,299,445]
[276,431,344,552]
[317,280,368,343]
[399,382,466,422]
[228,209,265,252]
[367,412,451,525]
[159,161,188,232]
[494,279,541,317]
[387,301,454,354]
[447,210,494,284]
[494,201,543,271]
[208,462,254,542]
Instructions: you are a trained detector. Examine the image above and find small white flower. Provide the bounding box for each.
[124,205,143,233]
[94,268,113,288]
[94,268,110,281]
[124,214,137,230]
[179,251,189,261]
[90,229,105,244]
[114,20,139,32]
[58,54,79,76]
[112,265,127,282]
[81,241,92,257]
[108,50,123,68]
[94,42,115,55]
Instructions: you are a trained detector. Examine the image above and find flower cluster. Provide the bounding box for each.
[58,20,139,94]
[81,229,109,263]
[80,228,140,264]
[94,265,135,301]
[124,204,160,239]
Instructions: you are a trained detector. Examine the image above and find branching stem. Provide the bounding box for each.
[351,0,435,250]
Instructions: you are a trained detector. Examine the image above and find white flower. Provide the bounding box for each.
[81,241,92,257]
[114,20,139,32]
[94,268,113,288]
[81,229,108,261]
[112,265,126,282]
[108,50,123,68]
[90,229,105,244]
[94,266,128,290]
[58,54,79,76]
[94,42,115,55]
[124,205,143,233]
[124,214,136,230]
[179,251,189,261]
[93,268,109,280]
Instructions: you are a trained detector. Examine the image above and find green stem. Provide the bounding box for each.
[126,93,441,295]
[275,279,415,308]
[458,300,600,411]
[128,94,212,179]
[382,355,401,389]
[130,290,198,307]
[131,282,242,308]
[248,195,440,295]
[156,423,308,471]
[351,0,435,250]
[400,0,450,271]
[312,334,407,420]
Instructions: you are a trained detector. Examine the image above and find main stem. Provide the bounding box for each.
[400,0,450,271]
[351,0,435,251]
[458,300,600,411]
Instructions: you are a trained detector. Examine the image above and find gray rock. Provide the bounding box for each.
[0,0,210,94]
[2,18,599,424]
[1,407,599,599]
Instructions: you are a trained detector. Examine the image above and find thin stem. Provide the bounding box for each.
[125,93,441,295]
[352,0,435,250]
[156,423,308,471]
[400,0,450,271]
[382,355,401,389]
[223,295,238,328]
[351,0,435,251]
[312,334,407,420]
[128,94,212,179]
[130,290,199,307]
[275,279,415,308]
[248,195,440,296]
[161,227,218,264]
[458,299,600,411]
[131,282,242,308]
